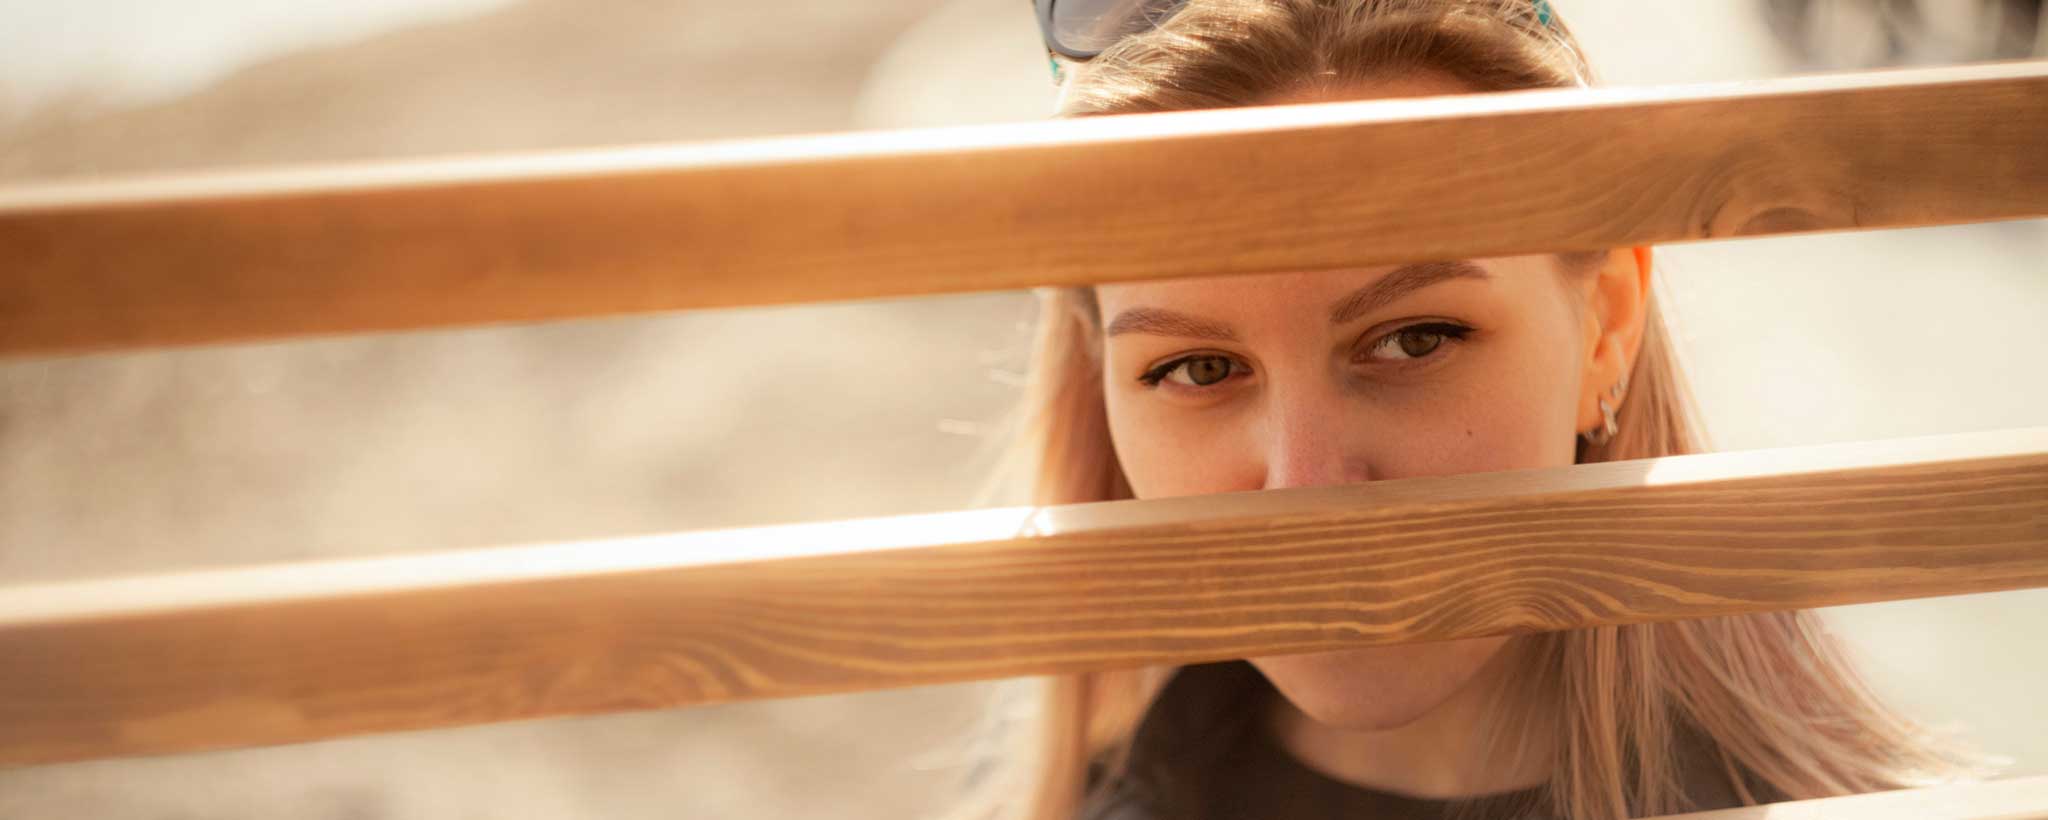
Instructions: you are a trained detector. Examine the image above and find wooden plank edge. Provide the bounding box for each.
[5,425,2044,626]
[0,427,2043,765]
[3,60,2045,355]
[4,61,2041,215]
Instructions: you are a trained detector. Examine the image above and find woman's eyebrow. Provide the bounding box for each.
[1103,259,1485,340]
[1103,307,1240,341]
[1328,260,1489,325]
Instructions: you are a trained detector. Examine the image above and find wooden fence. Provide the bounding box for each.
[2,60,2045,816]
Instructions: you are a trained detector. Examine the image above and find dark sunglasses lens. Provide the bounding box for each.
[1051,0,1185,54]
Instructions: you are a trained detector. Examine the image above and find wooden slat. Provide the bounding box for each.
[1,428,2044,766]
[1642,777,2048,819]
[3,61,2046,356]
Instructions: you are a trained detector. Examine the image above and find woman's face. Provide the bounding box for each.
[1094,71,1649,733]
[1096,255,1596,729]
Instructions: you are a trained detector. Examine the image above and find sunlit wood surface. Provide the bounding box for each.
[3,62,2045,356]
[1643,776,2048,819]
[2,428,2043,766]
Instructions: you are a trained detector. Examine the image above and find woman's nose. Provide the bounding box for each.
[1259,386,1371,491]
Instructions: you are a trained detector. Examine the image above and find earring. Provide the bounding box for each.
[1580,371,1629,447]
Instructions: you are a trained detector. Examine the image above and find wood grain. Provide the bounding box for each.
[1642,777,2048,819]
[3,62,2046,356]
[1,428,2044,766]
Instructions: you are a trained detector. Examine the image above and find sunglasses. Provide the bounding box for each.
[1031,1,1564,75]
[1032,0,1193,60]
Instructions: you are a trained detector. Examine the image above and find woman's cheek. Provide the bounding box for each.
[1364,357,1578,481]
[1108,397,1255,500]
[1105,396,1181,499]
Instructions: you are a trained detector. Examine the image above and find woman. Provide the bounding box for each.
[1011,1,1960,818]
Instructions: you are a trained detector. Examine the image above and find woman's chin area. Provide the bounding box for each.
[1250,636,1511,730]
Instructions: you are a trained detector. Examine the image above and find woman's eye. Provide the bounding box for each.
[1364,322,1470,362]
[1141,354,1240,387]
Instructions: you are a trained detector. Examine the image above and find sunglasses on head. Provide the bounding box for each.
[1031,0,1565,79]
[1032,0,1193,60]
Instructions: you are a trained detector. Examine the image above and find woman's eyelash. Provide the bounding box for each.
[1359,317,1474,360]
[1391,321,1474,342]
[1138,354,1239,387]
[1138,356,1197,386]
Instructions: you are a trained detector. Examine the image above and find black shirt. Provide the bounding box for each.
[1079,661,1774,820]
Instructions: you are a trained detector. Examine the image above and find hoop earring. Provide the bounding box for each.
[1580,371,1629,447]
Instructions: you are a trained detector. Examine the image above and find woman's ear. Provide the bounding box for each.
[1576,247,1654,434]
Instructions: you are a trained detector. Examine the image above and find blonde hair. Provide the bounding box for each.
[1011,2,1961,818]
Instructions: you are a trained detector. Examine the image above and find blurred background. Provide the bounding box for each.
[1,0,2044,817]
